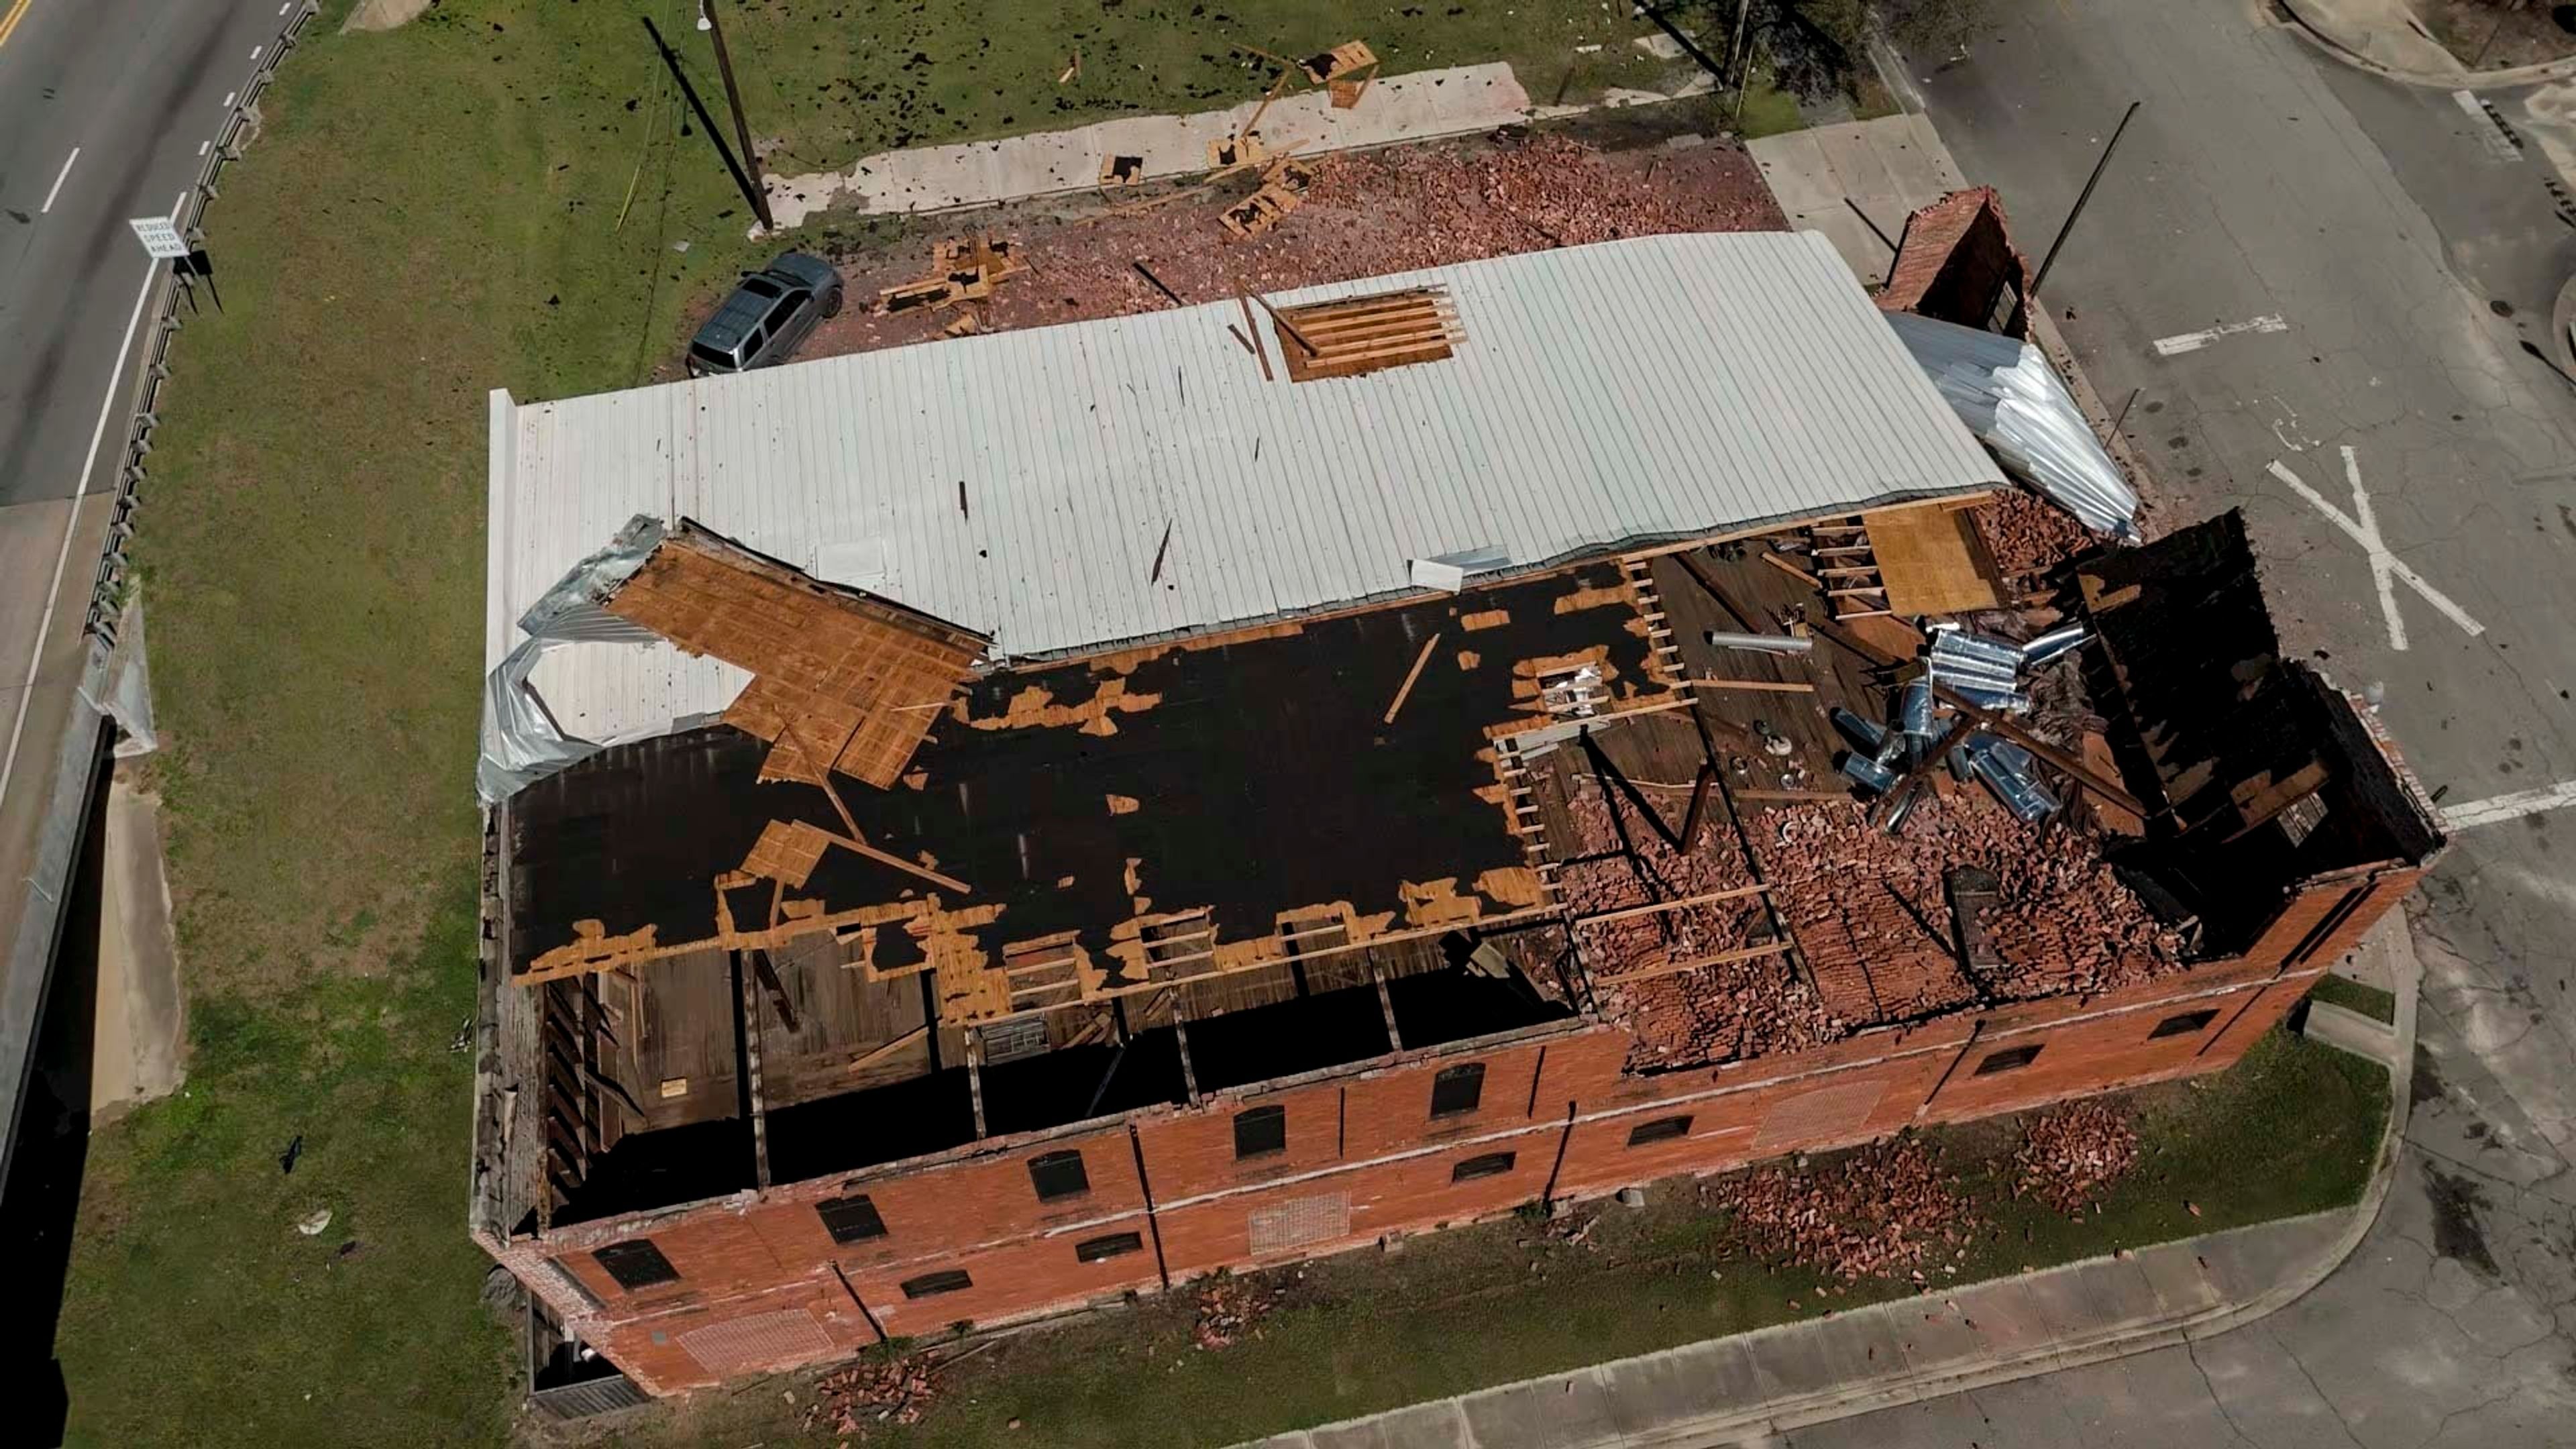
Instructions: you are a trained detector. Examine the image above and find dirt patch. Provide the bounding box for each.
[760,129,1782,373]
[2426,1,2576,69]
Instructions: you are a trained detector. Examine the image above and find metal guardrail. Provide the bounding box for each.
[81,0,321,651]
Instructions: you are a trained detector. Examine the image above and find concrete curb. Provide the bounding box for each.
[2273,0,2576,91]
[1246,919,2422,1449]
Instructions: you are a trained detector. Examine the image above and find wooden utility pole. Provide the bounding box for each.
[698,1,773,231]
[640,15,771,229]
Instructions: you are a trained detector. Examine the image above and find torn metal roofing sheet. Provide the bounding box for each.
[487,231,2002,757]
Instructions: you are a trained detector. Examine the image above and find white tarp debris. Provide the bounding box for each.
[1884,311,2139,538]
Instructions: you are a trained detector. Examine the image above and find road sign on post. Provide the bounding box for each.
[129,216,189,260]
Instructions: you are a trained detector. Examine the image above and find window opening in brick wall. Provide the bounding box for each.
[1028,1148,1091,1201]
[1430,1062,1485,1118]
[1074,1231,1145,1263]
[2149,1008,2220,1041]
[593,1239,680,1291]
[1974,1044,2042,1075]
[1234,1104,1287,1159]
[2277,792,2328,846]
[1626,1114,1692,1146]
[1451,1150,1515,1183]
[816,1193,888,1244]
[900,1269,973,1299]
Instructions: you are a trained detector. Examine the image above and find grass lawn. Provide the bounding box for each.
[724,0,1681,174]
[2308,973,2399,1026]
[599,1030,2389,1449]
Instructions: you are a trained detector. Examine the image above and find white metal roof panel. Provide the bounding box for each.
[488,231,2001,745]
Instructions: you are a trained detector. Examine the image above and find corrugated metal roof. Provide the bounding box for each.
[489,231,2001,746]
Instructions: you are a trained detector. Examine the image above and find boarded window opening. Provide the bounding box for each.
[900,1269,973,1299]
[1275,286,1462,384]
[593,1239,680,1291]
[816,1193,888,1244]
[1074,1231,1145,1263]
[1234,1104,1288,1159]
[1028,1148,1091,1201]
[1974,1044,2042,1075]
[1626,1115,1692,1147]
[1430,1061,1486,1118]
[1452,1150,1516,1183]
[2149,1008,2220,1040]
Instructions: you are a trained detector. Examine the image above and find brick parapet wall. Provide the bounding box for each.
[490,865,2417,1395]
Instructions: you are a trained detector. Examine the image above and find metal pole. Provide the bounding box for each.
[698,1,773,230]
[2030,100,2139,299]
[1727,0,1754,80]
[639,16,769,229]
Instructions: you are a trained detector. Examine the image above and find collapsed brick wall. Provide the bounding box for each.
[486,859,2412,1397]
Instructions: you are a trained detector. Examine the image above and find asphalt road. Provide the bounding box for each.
[1769,3,2576,1443]
[0,0,297,1205]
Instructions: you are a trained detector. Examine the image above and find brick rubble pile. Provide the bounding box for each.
[788,133,1786,366]
[1757,798,2183,1002]
[1192,1273,1284,1350]
[2011,1101,2141,1214]
[1972,488,2100,582]
[1725,1136,1981,1283]
[806,1354,939,1438]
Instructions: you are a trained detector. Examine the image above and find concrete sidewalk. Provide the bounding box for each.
[2277,0,2462,80]
[765,58,1713,227]
[1238,918,2418,1449]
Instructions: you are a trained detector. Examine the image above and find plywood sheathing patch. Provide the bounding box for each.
[1460,609,1511,632]
[1864,500,2006,616]
[602,520,987,789]
[1107,793,1141,815]
[1552,583,1633,614]
[741,819,834,891]
[1457,650,1482,671]
[959,676,1163,735]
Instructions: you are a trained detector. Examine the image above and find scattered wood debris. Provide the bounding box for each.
[2012,1102,2141,1214]
[1220,158,1319,239]
[1192,1273,1286,1350]
[877,235,1024,320]
[806,1354,941,1438]
[1726,1136,1981,1282]
[1100,153,1146,187]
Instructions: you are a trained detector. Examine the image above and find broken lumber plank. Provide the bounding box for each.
[1242,286,1323,356]
[1132,260,1187,306]
[1933,684,2147,814]
[1591,938,1793,987]
[1571,882,1768,928]
[1760,551,1823,588]
[1383,631,1444,724]
[1689,678,1818,694]
[825,830,972,894]
[1733,788,1852,802]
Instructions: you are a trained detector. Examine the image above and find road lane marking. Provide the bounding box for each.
[197,140,210,157]
[2443,780,2576,831]
[2453,89,2524,163]
[0,189,183,808]
[2265,448,2485,652]
[279,1,291,12]
[222,90,237,109]
[2151,315,2288,356]
[0,0,30,50]
[40,148,78,214]
[250,44,262,62]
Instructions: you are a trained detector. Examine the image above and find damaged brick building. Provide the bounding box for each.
[468,233,2440,1402]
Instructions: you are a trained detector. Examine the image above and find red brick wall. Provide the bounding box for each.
[484,867,2414,1396]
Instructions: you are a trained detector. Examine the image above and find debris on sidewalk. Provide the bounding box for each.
[806,1354,941,1438]
[1192,1272,1287,1350]
[2012,1101,2141,1214]
[1725,1136,1980,1282]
